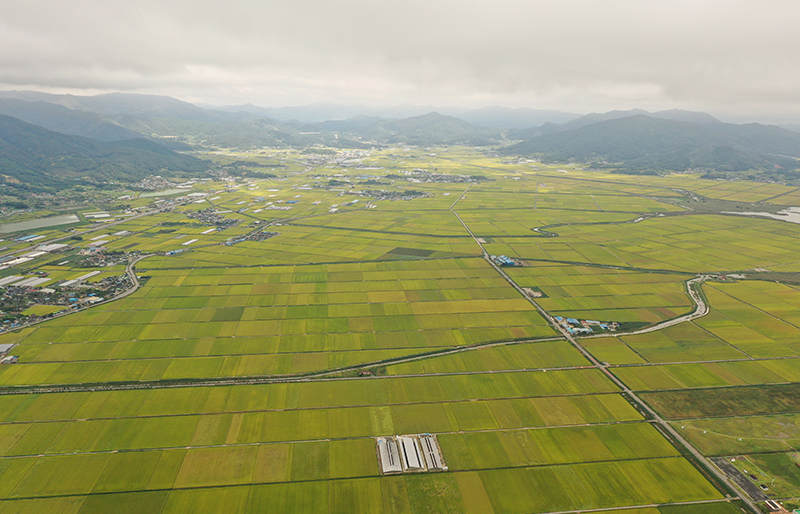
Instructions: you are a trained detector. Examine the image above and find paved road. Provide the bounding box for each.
[0,253,153,336]
[581,275,711,340]
[0,182,768,511]
[487,261,760,513]
[554,324,760,513]
[449,189,761,514]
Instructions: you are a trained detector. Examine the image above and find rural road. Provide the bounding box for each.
[581,275,711,339]
[450,188,761,514]
[0,253,153,335]
[0,182,765,512]
[550,320,761,514]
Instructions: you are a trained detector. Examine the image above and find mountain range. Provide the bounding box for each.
[0,114,207,195]
[503,115,800,173]
[214,102,582,129]
[1,90,799,189]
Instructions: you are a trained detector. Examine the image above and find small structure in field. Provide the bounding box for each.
[376,434,447,475]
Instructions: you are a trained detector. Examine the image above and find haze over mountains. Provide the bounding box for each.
[2,90,800,193]
[213,102,583,129]
[504,115,800,174]
[0,114,207,195]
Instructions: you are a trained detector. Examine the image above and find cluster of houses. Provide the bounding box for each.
[490,255,521,267]
[554,316,619,334]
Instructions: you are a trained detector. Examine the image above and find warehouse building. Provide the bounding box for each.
[420,434,447,471]
[398,436,423,470]
[376,434,447,475]
[376,438,402,474]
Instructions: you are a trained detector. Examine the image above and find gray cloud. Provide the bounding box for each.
[2,0,800,120]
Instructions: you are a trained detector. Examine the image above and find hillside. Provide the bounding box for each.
[319,112,503,145]
[0,115,208,194]
[503,115,800,173]
[556,109,720,132]
[457,106,580,129]
[0,91,244,123]
[0,92,515,148]
[0,98,145,142]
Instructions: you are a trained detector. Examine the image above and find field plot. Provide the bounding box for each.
[0,398,639,457]
[682,181,795,203]
[141,223,479,268]
[0,368,725,514]
[767,187,800,205]
[290,209,470,236]
[613,359,800,391]
[386,340,588,375]
[728,453,800,499]
[0,368,622,420]
[581,336,648,365]
[671,414,800,456]
[481,214,800,272]
[0,368,625,449]
[582,280,800,364]
[693,281,800,358]
[600,323,747,364]
[439,422,681,469]
[506,263,693,325]
[456,189,682,213]
[640,383,800,455]
[0,258,556,385]
[580,214,800,272]
[641,383,800,420]
[459,208,636,238]
[5,148,790,513]
[0,460,726,514]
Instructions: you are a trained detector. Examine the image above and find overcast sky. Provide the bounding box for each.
[2,0,800,121]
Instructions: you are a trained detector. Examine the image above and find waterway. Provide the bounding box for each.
[724,206,800,224]
[0,214,80,234]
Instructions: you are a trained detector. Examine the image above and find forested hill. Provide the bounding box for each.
[319,112,503,146]
[3,91,800,176]
[0,115,208,193]
[0,93,505,148]
[0,98,145,142]
[502,115,800,173]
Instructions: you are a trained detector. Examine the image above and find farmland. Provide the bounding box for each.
[0,147,798,513]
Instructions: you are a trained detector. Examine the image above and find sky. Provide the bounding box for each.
[2,0,800,122]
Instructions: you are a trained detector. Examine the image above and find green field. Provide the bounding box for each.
[0,257,556,385]
[641,383,800,419]
[730,453,800,498]
[671,414,800,455]
[0,147,795,512]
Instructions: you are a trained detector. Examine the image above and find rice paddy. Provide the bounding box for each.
[0,147,796,512]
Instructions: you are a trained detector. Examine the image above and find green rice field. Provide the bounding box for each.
[0,147,796,512]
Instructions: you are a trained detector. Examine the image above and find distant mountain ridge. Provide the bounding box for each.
[0,98,145,142]
[0,93,508,148]
[318,112,502,145]
[457,106,581,129]
[216,102,580,129]
[2,90,800,176]
[0,91,243,123]
[557,109,720,131]
[503,114,800,173]
[0,114,207,193]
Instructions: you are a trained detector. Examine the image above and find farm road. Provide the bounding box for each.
[449,189,761,514]
[580,275,711,339]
